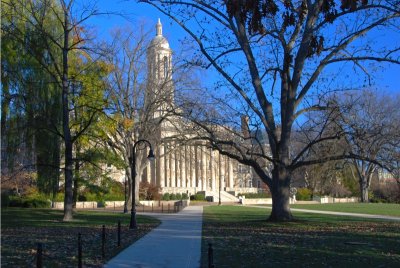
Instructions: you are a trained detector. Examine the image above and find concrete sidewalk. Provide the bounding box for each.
[104,206,203,268]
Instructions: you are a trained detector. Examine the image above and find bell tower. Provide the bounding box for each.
[146,19,174,118]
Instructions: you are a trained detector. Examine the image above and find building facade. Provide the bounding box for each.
[135,20,262,201]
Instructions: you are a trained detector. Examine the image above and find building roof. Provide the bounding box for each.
[149,18,170,50]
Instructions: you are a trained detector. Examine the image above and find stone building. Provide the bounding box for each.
[131,20,263,201]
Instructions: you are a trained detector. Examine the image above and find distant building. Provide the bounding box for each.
[121,20,268,201]
[377,168,398,184]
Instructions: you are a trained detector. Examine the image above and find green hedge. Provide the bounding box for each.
[190,193,206,201]
[238,192,271,199]
[296,188,313,201]
[54,192,64,202]
[1,192,10,207]
[161,193,189,201]
[8,196,51,208]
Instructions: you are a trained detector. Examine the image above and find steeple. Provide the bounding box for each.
[156,18,162,36]
[146,19,174,119]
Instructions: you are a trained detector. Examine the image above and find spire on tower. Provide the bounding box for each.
[156,18,162,36]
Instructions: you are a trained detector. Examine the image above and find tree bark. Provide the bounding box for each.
[360,178,369,203]
[73,157,80,208]
[125,164,133,208]
[269,167,293,221]
[62,3,74,221]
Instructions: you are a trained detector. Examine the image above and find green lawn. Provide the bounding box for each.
[1,208,160,267]
[201,205,400,268]
[290,203,400,217]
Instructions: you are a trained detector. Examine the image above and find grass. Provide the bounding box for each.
[201,205,400,268]
[290,203,400,217]
[1,208,160,267]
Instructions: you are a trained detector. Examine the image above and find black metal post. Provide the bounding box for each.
[117,221,121,247]
[208,243,214,268]
[78,233,82,268]
[36,243,43,268]
[102,225,106,259]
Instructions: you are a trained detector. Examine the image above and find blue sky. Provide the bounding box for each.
[89,0,399,94]
[90,1,185,50]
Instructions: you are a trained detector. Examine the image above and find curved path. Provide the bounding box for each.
[104,206,203,268]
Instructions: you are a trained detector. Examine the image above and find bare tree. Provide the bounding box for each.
[103,23,179,206]
[140,0,400,220]
[334,91,400,202]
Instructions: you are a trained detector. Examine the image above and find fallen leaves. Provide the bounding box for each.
[201,206,400,267]
[1,224,158,267]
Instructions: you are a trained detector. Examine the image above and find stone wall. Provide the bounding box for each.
[313,196,359,204]
[52,201,98,209]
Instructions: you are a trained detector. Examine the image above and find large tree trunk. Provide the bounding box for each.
[126,165,133,209]
[73,157,80,208]
[63,142,74,221]
[360,178,369,203]
[269,167,293,221]
[62,5,74,221]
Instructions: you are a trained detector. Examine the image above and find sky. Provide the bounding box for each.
[89,0,400,95]
[89,1,185,51]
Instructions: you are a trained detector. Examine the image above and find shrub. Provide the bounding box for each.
[9,196,51,208]
[7,190,51,208]
[24,198,51,208]
[84,192,98,202]
[147,183,161,200]
[1,192,10,207]
[175,193,182,200]
[97,201,106,208]
[238,192,271,199]
[296,188,312,201]
[170,193,177,200]
[181,193,189,200]
[371,184,400,203]
[162,193,170,201]
[54,192,64,202]
[139,182,161,200]
[103,192,125,201]
[191,193,206,201]
[9,196,24,207]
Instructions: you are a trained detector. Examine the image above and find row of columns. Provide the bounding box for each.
[144,141,235,191]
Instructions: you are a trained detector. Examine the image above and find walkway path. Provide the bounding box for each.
[104,205,203,268]
[247,205,400,221]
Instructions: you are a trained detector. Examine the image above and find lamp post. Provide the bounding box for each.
[130,139,155,229]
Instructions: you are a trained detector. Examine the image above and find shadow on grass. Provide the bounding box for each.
[1,208,160,268]
[201,206,400,268]
[1,208,157,228]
